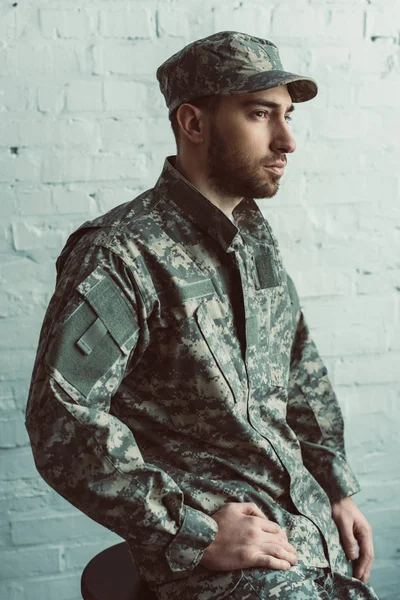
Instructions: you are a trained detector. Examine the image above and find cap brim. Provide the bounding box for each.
[226,70,318,103]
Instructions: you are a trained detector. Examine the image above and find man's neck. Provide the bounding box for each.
[173,154,243,219]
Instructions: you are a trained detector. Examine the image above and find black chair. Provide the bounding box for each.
[81,542,158,600]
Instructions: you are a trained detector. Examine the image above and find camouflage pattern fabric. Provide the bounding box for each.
[228,568,380,599]
[25,156,378,599]
[156,31,318,115]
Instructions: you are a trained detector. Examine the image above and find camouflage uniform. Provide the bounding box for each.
[25,31,380,600]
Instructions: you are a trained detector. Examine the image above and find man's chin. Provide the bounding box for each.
[254,182,279,200]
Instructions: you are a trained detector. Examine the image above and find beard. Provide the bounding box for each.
[206,120,282,200]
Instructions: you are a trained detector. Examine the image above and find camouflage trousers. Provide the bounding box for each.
[153,566,380,600]
[228,567,380,600]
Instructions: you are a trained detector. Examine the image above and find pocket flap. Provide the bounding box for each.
[77,266,138,354]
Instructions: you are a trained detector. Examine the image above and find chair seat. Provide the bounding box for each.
[81,542,158,600]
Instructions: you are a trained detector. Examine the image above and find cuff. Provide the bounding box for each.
[323,454,361,503]
[165,505,218,573]
[301,441,361,504]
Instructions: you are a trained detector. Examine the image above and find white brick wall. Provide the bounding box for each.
[0,1,399,599]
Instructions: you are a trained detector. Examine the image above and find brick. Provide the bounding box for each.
[93,38,182,77]
[354,267,398,296]
[334,353,400,385]
[52,187,97,215]
[345,397,399,446]
[99,8,153,38]
[214,6,273,39]
[356,480,400,511]
[141,81,170,117]
[271,7,364,43]
[309,107,383,141]
[0,348,37,383]
[0,546,61,579]
[0,580,24,600]
[16,188,53,216]
[323,84,358,108]
[387,324,400,352]
[91,153,147,182]
[278,46,313,76]
[66,81,103,111]
[300,141,365,174]
[271,203,360,249]
[11,220,68,251]
[50,45,82,75]
[39,8,91,39]
[99,118,147,150]
[95,185,143,213]
[365,5,400,39]
[0,414,30,448]
[355,77,400,107]
[37,83,66,113]
[0,447,37,481]
[5,45,52,76]
[0,315,43,348]
[42,152,92,183]
[301,294,395,330]
[0,492,52,518]
[293,267,352,298]
[157,8,191,37]
[103,80,147,111]
[1,255,55,296]
[63,537,120,570]
[23,573,81,600]
[337,383,398,415]
[0,187,17,217]
[0,81,31,111]
[0,149,41,183]
[304,174,398,206]
[316,323,387,357]
[350,41,399,77]
[0,5,16,40]
[144,117,176,145]
[11,511,107,546]
[366,508,400,561]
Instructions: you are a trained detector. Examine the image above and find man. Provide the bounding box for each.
[25,31,378,599]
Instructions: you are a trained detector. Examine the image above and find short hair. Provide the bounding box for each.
[169,95,221,153]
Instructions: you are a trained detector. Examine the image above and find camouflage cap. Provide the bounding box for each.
[156,31,318,116]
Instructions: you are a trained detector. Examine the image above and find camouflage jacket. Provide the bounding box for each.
[25,156,360,599]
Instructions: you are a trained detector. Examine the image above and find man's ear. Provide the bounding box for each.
[176,103,205,145]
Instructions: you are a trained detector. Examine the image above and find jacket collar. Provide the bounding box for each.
[154,155,275,252]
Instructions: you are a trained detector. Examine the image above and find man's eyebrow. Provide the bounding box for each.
[239,99,295,113]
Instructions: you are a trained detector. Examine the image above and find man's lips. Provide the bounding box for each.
[264,163,286,176]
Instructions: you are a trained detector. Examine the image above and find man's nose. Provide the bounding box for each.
[271,122,296,155]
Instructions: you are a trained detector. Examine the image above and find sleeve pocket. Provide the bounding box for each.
[47,266,139,398]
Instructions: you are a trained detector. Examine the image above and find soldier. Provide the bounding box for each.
[25,31,379,599]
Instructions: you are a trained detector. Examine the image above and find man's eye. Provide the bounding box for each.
[254,111,268,118]
[253,111,293,123]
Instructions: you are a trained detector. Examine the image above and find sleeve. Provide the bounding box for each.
[24,243,218,586]
[285,273,361,504]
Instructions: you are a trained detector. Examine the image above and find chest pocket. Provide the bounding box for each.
[194,300,243,404]
[47,266,139,401]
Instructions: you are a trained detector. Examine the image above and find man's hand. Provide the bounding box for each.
[331,496,374,583]
[200,502,297,571]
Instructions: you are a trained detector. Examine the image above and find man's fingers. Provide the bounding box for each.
[353,525,374,582]
[260,543,298,565]
[253,554,293,571]
[240,502,269,520]
[259,519,287,538]
[338,517,359,560]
